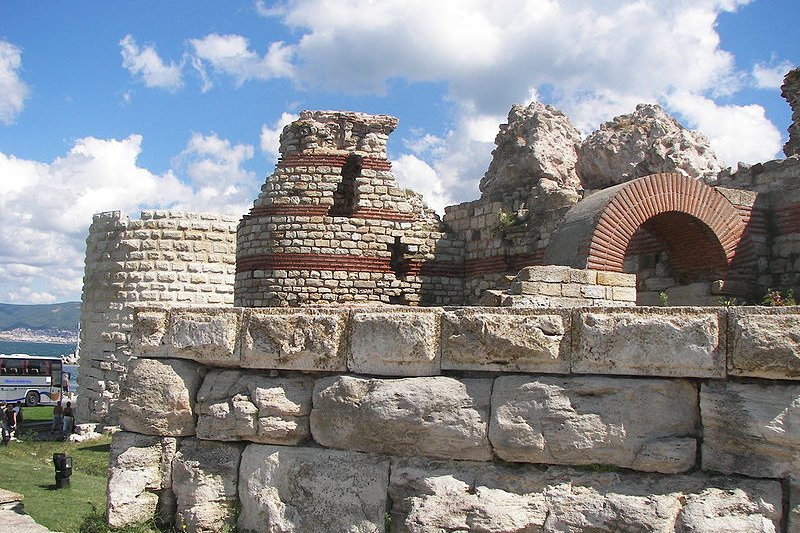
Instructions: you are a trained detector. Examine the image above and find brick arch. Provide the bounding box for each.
[545,173,750,273]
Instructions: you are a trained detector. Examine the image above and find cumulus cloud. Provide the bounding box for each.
[752,60,796,89]
[668,91,783,165]
[120,35,183,91]
[0,40,30,124]
[259,112,298,162]
[189,34,294,86]
[0,132,261,303]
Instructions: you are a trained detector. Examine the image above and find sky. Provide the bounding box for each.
[0,0,798,305]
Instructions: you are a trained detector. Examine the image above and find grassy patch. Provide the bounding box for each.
[20,405,55,424]
[0,434,112,532]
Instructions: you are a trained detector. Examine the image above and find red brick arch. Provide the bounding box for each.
[585,173,746,272]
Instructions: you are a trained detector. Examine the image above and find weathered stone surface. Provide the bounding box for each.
[166,308,242,366]
[172,438,244,533]
[728,307,800,379]
[441,308,570,373]
[783,67,800,157]
[117,358,204,436]
[107,431,177,528]
[238,445,389,533]
[196,369,313,445]
[241,309,346,371]
[490,375,698,473]
[480,102,583,196]
[311,375,493,461]
[348,309,441,376]
[701,381,800,478]
[577,104,724,189]
[389,459,782,533]
[573,308,725,377]
[130,308,169,356]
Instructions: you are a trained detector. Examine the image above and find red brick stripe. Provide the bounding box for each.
[277,154,392,171]
[246,205,417,221]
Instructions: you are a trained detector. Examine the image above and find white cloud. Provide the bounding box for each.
[189,34,294,86]
[0,40,30,124]
[259,112,298,162]
[120,35,183,91]
[393,154,448,214]
[668,91,782,165]
[171,132,259,215]
[752,60,795,89]
[0,131,262,303]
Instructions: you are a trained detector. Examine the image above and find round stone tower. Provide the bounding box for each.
[235,110,464,307]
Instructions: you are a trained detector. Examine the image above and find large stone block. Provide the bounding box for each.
[172,438,244,533]
[117,358,204,436]
[238,445,390,533]
[389,459,782,533]
[728,307,800,379]
[573,307,725,377]
[311,375,493,461]
[166,308,243,366]
[241,308,346,371]
[701,381,800,478]
[441,308,570,373]
[107,431,177,528]
[348,308,441,376]
[489,375,699,473]
[130,307,169,357]
[196,369,313,445]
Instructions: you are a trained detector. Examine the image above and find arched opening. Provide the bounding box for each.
[623,212,729,304]
[330,154,362,217]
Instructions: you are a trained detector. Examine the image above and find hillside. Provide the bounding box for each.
[0,302,81,333]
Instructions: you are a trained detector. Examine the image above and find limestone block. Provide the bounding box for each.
[441,308,570,373]
[596,271,636,287]
[196,369,313,445]
[241,308,346,371]
[117,358,204,436]
[701,381,800,478]
[516,265,572,283]
[311,375,493,461]
[348,309,441,376]
[573,307,725,377]
[237,444,390,533]
[107,431,177,528]
[489,375,699,473]
[172,438,244,533]
[728,307,800,379]
[389,459,782,533]
[130,307,169,356]
[166,307,242,366]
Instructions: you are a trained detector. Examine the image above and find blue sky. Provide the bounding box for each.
[0,0,798,304]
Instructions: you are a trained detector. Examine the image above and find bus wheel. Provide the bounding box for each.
[25,391,40,407]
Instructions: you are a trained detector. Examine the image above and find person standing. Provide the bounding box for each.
[12,402,23,439]
[4,403,16,441]
[0,402,9,444]
[62,401,74,434]
[52,401,63,432]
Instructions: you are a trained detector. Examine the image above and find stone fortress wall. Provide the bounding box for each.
[81,67,800,530]
[77,210,237,423]
[108,304,800,532]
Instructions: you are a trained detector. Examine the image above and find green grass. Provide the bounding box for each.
[0,434,112,532]
[20,405,55,424]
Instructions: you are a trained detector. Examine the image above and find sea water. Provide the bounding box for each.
[0,340,79,391]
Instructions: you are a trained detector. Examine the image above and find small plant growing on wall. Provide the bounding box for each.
[658,291,669,306]
[762,288,797,306]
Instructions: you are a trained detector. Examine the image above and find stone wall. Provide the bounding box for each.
[77,210,237,424]
[107,304,800,532]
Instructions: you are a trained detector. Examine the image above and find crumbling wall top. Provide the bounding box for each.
[782,67,800,158]
[278,110,399,159]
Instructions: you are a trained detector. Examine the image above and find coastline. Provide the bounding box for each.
[0,328,78,345]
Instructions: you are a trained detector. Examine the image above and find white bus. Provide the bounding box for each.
[0,354,64,406]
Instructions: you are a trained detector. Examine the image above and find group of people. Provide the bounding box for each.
[0,401,23,444]
[0,399,76,444]
[52,400,75,434]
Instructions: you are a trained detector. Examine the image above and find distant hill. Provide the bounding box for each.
[0,302,81,333]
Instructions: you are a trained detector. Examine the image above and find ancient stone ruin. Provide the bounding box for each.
[79,68,800,531]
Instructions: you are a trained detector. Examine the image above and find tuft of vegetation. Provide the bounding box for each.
[762,288,797,307]
[658,291,669,306]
